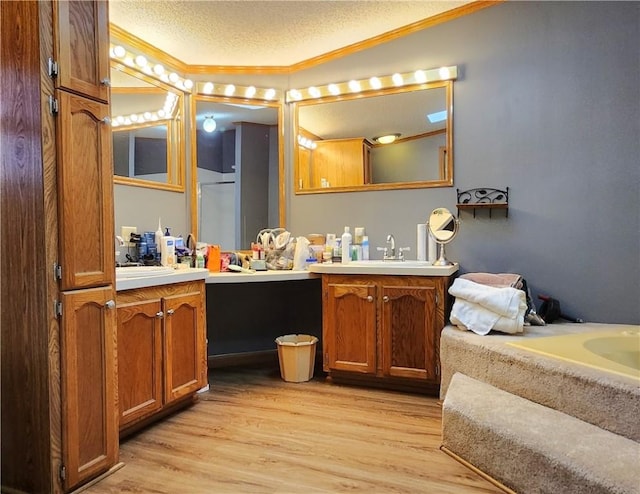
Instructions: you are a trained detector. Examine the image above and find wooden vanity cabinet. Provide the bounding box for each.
[116,281,207,434]
[322,274,453,393]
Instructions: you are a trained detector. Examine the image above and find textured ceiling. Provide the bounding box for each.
[109,1,472,67]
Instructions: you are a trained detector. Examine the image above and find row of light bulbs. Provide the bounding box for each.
[287,66,457,103]
[110,42,456,108]
[111,92,179,128]
[110,44,194,92]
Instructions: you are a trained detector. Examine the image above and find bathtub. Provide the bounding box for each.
[507,327,640,381]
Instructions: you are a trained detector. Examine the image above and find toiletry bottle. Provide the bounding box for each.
[196,252,205,269]
[155,218,163,253]
[362,236,370,260]
[341,227,352,264]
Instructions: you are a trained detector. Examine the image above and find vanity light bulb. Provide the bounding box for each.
[392,73,403,86]
[135,55,147,67]
[124,56,134,66]
[348,80,361,92]
[153,64,165,75]
[414,70,427,83]
[116,115,125,124]
[143,112,152,119]
[111,120,119,127]
[169,72,179,83]
[113,45,126,58]
[124,117,131,125]
[308,86,321,98]
[369,77,382,90]
[328,83,340,95]
[160,74,170,83]
[265,88,276,100]
[130,113,139,122]
[439,67,451,80]
[203,82,214,94]
[245,86,256,98]
[184,79,194,90]
[158,109,166,118]
[224,84,236,96]
[289,89,301,101]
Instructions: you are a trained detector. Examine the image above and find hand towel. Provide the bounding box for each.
[460,272,523,289]
[448,278,525,319]
[450,298,525,335]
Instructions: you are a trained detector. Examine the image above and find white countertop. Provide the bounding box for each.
[308,260,459,276]
[206,269,318,284]
[116,268,210,291]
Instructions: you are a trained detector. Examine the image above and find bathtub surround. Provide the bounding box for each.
[440,323,640,493]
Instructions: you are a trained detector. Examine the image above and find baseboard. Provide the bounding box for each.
[70,462,125,493]
[440,446,516,494]
[208,349,279,368]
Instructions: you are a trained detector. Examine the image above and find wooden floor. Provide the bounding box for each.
[84,365,503,494]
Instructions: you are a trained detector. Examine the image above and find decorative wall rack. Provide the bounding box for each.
[456,187,509,218]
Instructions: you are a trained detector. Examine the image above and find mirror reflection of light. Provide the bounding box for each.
[369,77,382,90]
[203,116,217,133]
[225,84,236,96]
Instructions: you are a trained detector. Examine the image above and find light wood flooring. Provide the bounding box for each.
[84,365,503,494]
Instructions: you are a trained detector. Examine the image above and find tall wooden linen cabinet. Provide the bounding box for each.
[1,1,118,492]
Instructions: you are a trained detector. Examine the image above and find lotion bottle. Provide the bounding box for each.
[341,227,352,264]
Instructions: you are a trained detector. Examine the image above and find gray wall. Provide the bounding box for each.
[287,1,640,324]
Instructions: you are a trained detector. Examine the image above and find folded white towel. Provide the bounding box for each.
[450,298,525,335]
[448,278,524,319]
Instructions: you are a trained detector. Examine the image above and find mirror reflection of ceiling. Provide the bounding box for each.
[196,101,277,133]
[299,88,446,142]
[108,1,474,66]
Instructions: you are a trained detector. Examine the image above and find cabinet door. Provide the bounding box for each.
[163,290,206,403]
[381,284,438,381]
[56,90,114,290]
[60,286,118,491]
[54,0,110,102]
[324,281,377,373]
[117,298,163,428]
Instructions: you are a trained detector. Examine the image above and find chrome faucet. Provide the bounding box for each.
[385,234,396,260]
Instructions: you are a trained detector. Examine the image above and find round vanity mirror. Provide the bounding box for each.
[428,207,459,266]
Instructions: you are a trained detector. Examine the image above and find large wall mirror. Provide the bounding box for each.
[111,62,186,191]
[191,96,282,250]
[294,80,453,193]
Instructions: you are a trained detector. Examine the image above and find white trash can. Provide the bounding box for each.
[275,334,318,383]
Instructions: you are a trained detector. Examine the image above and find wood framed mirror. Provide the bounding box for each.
[110,62,186,192]
[190,95,283,249]
[294,79,453,193]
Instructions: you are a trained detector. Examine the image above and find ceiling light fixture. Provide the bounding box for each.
[373,133,401,145]
[203,116,217,133]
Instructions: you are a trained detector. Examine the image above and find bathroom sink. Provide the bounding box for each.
[308,260,459,276]
[115,266,175,278]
